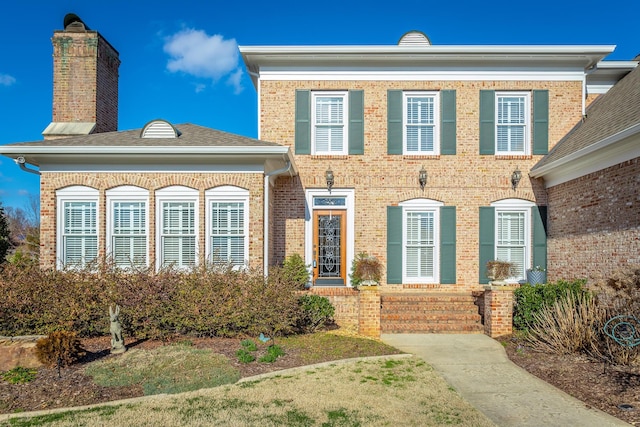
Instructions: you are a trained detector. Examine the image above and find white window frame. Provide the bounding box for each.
[311,91,348,155]
[156,186,199,270]
[491,199,535,282]
[56,186,99,270]
[403,91,440,155]
[400,198,443,284]
[106,186,149,269]
[205,186,249,269]
[495,91,530,155]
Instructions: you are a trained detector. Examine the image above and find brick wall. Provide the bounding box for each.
[40,172,264,269]
[547,158,640,281]
[263,79,582,291]
[483,285,517,337]
[51,29,120,135]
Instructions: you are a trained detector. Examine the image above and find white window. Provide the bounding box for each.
[106,186,149,269]
[206,186,249,268]
[312,92,348,154]
[492,199,534,281]
[156,186,198,269]
[496,92,530,155]
[404,91,440,155]
[56,186,99,269]
[400,199,443,283]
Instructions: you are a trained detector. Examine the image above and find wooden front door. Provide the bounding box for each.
[313,210,346,285]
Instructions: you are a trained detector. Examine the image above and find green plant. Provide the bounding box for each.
[282,254,310,289]
[241,339,258,352]
[1,366,37,384]
[236,348,256,364]
[513,279,588,331]
[258,344,285,363]
[486,260,516,281]
[298,294,335,333]
[34,330,85,368]
[350,252,382,289]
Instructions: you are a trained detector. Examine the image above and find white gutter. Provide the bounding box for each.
[0,146,291,155]
[15,156,40,175]
[263,161,293,275]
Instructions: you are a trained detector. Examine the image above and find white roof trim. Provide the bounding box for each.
[0,145,291,155]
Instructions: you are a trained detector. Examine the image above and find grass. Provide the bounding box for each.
[4,357,494,426]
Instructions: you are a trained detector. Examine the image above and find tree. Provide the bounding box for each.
[3,195,40,264]
[0,203,11,263]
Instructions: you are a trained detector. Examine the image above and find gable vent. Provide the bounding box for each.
[398,31,431,46]
[140,119,182,138]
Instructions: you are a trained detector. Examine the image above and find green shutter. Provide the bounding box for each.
[348,90,364,155]
[387,206,403,284]
[479,90,495,155]
[440,206,456,284]
[479,207,495,284]
[387,90,403,155]
[533,90,549,155]
[295,90,311,154]
[532,206,547,271]
[440,90,456,155]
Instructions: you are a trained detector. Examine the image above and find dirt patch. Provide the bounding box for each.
[502,334,640,426]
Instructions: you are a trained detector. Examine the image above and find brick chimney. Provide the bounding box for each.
[43,14,120,139]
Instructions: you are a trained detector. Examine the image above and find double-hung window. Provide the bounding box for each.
[496,92,529,155]
[57,186,99,269]
[312,92,348,155]
[400,199,443,283]
[206,186,249,268]
[404,91,440,155]
[106,186,149,269]
[156,186,198,269]
[496,211,527,280]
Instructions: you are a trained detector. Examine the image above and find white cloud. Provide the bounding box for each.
[163,28,242,93]
[0,73,16,86]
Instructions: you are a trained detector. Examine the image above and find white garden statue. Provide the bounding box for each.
[109,305,126,354]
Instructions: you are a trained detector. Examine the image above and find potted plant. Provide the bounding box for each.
[350,252,382,289]
[486,260,516,284]
[526,265,547,286]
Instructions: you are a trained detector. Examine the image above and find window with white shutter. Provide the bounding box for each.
[156,186,198,270]
[404,91,440,155]
[206,186,249,268]
[56,186,99,269]
[496,92,530,154]
[312,92,348,155]
[491,199,534,281]
[400,199,443,283]
[106,186,149,269]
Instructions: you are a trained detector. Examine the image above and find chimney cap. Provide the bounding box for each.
[63,13,90,31]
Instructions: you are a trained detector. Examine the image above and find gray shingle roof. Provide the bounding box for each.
[6,123,281,148]
[533,64,640,170]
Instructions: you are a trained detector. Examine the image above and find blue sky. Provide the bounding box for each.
[1,0,638,210]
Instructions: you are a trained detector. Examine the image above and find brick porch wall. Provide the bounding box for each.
[40,172,265,269]
[264,79,581,291]
[547,158,640,282]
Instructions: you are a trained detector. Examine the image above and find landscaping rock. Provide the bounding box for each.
[0,336,46,371]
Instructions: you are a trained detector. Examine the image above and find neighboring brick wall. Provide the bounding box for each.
[263,80,582,291]
[547,158,640,281]
[51,29,120,135]
[39,172,264,269]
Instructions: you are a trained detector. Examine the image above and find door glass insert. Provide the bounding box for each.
[313,211,346,285]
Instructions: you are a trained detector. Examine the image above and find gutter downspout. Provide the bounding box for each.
[15,156,40,175]
[264,161,292,276]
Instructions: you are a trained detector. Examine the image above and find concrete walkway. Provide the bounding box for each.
[381,334,630,427]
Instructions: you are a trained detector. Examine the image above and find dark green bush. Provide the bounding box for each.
[0,261,304,340]
[298,294,335,333]
[282,254,310,289]
[35,330,85,367]
[513,279,589,331]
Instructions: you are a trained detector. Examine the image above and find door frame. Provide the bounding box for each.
[305,188,354,287]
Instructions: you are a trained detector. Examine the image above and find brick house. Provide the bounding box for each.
[1,17,637,335]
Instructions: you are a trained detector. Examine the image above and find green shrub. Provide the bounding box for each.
[298,294,335,333]
[513,279,588,331]
[259,344,285,363]
[236,348,256,364]
[1,366,38,384]
[241,339,258,352]
[282,254,310,289]
[35,330,85,367]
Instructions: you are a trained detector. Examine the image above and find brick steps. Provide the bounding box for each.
[381,292,483,334]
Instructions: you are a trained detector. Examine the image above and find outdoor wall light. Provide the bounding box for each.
[511,167,522,190]
[325,167,334,193]
[419,166,428,191]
